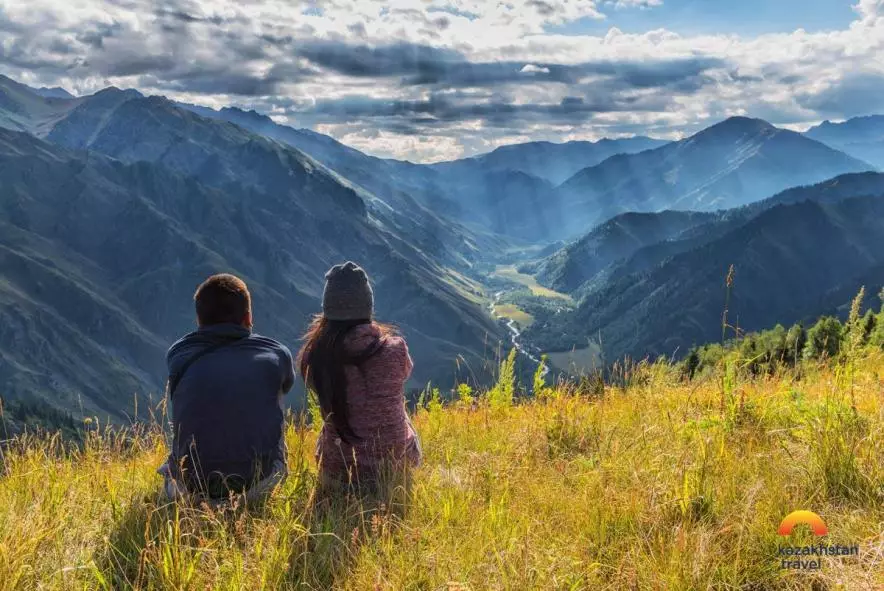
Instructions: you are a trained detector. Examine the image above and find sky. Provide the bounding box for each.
[1,0,883,162]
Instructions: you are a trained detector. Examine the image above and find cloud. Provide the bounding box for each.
[0,0,881,161]
[304,90,667,125]
[296,39,724,90]
[606,0,663,9]
[520,64,551,74]
[798,73,884,118]
[854,0,884,20]
[297,41,463,77]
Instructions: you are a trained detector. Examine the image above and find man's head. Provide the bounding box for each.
[194,274,252,328]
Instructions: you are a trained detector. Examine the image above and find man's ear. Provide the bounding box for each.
[243,309,253,329]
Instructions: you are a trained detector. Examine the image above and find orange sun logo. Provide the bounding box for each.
[777,510,828,536]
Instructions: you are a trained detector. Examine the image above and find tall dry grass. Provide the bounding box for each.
[0,350,882,590]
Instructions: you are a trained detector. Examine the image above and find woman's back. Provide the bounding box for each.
[316,323,419,475]
[298,261,422,483]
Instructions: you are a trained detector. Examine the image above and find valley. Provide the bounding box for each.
[485,265,601,374]
[1,71,884,428]
[3,4,884,588]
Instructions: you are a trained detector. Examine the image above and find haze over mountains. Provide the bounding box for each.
[431,137,668,185]
[551,117,871,236]
[805,115,884,170]
[2,71,884,425]
[179,102,665,242]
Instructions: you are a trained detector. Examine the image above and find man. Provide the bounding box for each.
[158,273,295,503]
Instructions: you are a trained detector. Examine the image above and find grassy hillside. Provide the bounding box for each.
[2,342,882,590]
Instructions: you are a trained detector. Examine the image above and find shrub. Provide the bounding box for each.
[784,323,807,365]
[456,383,475,406]
[803,316,844,360]
[683,347,700,380]
[486,348,517,409]
[870,288,884,349]
[532,355,556,400]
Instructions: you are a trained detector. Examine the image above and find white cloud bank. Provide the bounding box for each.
[0,0,882,161]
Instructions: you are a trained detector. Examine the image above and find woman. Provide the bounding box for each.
[297,261,422,489]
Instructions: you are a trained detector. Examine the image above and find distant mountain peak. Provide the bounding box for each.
[94,86,143,99]
[483,135,662,157]
[804,114,884,169]
[32,86,74,100]
[807,114,884,133]
[219,106,276,127]
[699,116,776,136]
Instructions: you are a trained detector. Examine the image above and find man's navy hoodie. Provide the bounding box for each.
[166,323,295,494]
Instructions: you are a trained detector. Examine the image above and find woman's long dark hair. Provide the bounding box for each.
[296,315,395,443]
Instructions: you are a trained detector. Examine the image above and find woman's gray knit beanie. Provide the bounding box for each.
[322,261,374,321]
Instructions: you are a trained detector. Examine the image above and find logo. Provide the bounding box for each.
[777,510,828,536]
[776,510,859,571]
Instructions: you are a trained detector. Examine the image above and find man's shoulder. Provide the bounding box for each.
[248,334,293,358]
[166,330,203,364]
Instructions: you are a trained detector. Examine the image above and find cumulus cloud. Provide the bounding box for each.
[520,64,551,74]
[0,0,882,161]
[854,0,884,19]
[606,0,663,9]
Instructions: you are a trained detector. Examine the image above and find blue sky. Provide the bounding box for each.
[556,0,858,36]
[0,0,881,161]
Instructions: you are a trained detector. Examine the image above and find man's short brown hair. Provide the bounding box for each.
[194,274,251,326]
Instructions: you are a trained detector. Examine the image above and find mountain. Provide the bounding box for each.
[6,68,884,425]
[176,103,503,264]
[181,103,665,243]
[552,117,873,237]
[525,176,884,362]
[31,86,75,100]
[0,81,504,422]
[431,137,667,185]
[423,137,667,241]
[805,115,884,169]
[0,84,483,267]
[0,74,80,136]
[536,172,884,296]
[529,210,716,292]
[413,168,562,240]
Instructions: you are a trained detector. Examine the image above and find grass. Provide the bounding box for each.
[546,345,603,373]
[492,265,573,302]
[491,303,534,328]
[1,352,882,590]
[440,268,487,306]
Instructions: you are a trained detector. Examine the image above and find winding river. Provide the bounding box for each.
[489,291,549,375]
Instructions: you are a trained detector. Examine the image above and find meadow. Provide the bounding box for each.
[491,303,535,328]
[0,347,882,590]
[491,266,574,302]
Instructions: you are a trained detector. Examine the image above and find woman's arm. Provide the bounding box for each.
[401,338,414,381]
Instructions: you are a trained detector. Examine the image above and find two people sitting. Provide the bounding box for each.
[159,262,422,503]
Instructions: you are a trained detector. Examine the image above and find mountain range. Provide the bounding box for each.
[431,137,668,185]
[179,103,665,243]
[550,117,872,237]
[805,115,884,169]
[526,172,884,363]
[0,75,503,422]
[3,70,884,425]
